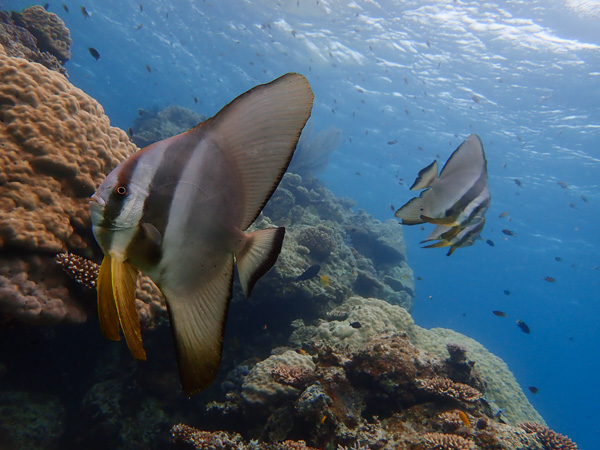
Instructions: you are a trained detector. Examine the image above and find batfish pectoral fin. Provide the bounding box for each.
[440,225,463,241]
[236,227,285,297]
[410,160,438,190]
[420,215,460,226]
[395,197,425,225]
[97,255,120,341]
[111,256,146,360]
[164,259,234,396]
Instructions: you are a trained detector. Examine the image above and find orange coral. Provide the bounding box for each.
[0,47,136,324]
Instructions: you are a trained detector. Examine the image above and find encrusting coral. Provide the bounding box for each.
[421,432,478,450]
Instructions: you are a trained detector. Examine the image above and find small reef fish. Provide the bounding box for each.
[503,289,510,296]
[485,239,494,247]
[395,134,490,256]
[81,6,89,18]
[492,310,507,317]
[90,73,314,396]
[555,256,562,262]
[387,140,398,145]
[501,229,515,236]
[516,320,530,334]
[63,4,69,13]
[127,127,133,138]
[542,276,556,283]
[528,386,539,394]
[194,96,198,104]
[295,264,321,282]
[557,181,568,189]
[514,179,522,187]
[457,411,470,426]
[145,64,152,73]
[320,275,330,286]
[88,48,100,60]
[498,211,509,218]
[44,3,49,10]
[349,321,362,329]
[581,194,587,203]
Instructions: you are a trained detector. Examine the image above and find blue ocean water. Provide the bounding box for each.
[4,0,599,447]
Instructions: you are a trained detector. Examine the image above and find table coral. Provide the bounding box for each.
[421,432,478,450]
[416,376,483,403]
[520,422,578,450]
[0,47,136,324]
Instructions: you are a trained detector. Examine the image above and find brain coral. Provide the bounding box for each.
[0,47,136,324]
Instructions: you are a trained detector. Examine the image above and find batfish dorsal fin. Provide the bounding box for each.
[236,227,285,297]
[410,160,438,190]
[111,256,146,360]
[439,134,485,180]
[164,259,234,396]
[97,255,120,341]
[203,73,314,230]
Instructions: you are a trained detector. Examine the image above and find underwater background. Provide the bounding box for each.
[0,0,598,449]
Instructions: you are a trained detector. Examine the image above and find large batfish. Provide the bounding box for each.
[90,73,314,395]
[395,134,490,255]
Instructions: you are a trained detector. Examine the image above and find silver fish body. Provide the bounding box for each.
[90,73,314,395]
[395,134,490,255]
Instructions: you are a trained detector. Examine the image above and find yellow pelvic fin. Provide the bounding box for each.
[422,240,452,249]
[421,215,460,226]
[97,255,120,341]
[111,256,147,360]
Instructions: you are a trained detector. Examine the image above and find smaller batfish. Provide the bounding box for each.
[395,134,490,255]
[295,264,321,282]
[516,320,530,334]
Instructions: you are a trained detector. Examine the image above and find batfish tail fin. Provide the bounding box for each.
[236,227,285,297]
[97,255,120,341]
[395,197,425,225]
[410,160,438,190]
[164,259,234,396]
[112,256,146,360]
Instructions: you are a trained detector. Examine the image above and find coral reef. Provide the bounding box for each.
[0,6,70,73]
[521,422,578,449]
[415,376,483,403]
[131,105,206,148]
[0,45,135,324]
[420,432,477,450]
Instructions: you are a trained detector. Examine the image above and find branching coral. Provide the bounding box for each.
[520,422,578,449]
[55,252,99,288]
[271,365,315,389]
[416,377,482,403]
[421,432,478,450]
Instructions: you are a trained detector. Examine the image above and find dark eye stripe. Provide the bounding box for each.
[100,153,142,228]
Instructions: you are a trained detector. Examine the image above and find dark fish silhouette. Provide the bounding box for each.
[485,239,494,247]
[542,276,556,283]
[555,256,562,262]
[528,386,538,394]
[89,48,100,60]
[349,321,362,329]
[516,320,530,334]
[44,3,49,10]
[145,64,152,72]
[514,179,522,187]
[295,264,321,282]
[501,229,515,236]
[503,289,510,296]
[396,134,490,256]
[63,4,69,13]
[90,73,314,395]
[81,6,89,18]
[492,310,507,317]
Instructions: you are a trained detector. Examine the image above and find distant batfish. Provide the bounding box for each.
[395,134,490,255]
[90,73,314,395]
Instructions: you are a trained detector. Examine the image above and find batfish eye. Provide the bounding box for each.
[115,185,128,196]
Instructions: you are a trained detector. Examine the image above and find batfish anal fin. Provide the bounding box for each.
[205,73,314,230]
[421,215,460,226]
[111,256,146,360]
[446,246,457,256]
[163,259,234,396]
[236,227,285,297]
[395,197,425,225]
[410,160,438,190]
[97,255,120,341]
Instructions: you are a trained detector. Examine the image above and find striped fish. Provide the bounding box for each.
[395,134,490,255]
[90,73,314,395]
